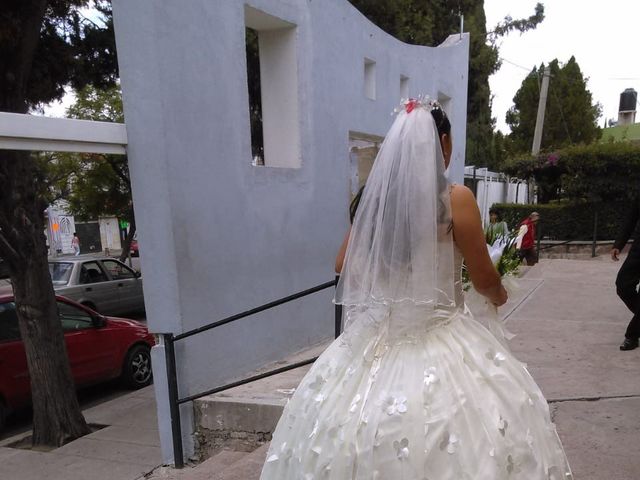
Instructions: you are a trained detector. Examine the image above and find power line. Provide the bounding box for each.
[499,57,533,72]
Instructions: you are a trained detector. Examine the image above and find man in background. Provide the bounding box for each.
[612,198,640,351]
[516,211,540,266]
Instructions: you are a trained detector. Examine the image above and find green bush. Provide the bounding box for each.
[502,142,640,204]
[492,201,627,241]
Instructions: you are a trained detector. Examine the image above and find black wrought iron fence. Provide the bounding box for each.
[161,277,341,468]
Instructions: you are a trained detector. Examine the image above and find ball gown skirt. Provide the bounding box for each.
[259,302,573,480]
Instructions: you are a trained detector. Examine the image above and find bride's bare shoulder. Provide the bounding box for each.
[450,184,476,205]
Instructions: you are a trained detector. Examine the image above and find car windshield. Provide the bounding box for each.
[49,262,74,286]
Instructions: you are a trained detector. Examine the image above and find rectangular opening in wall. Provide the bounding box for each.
[244,5,300,168]
[364,58,376,100]
[348,131,384,204]
[246,28,264,166]
[400,75,410,99]
[437,92,452,118]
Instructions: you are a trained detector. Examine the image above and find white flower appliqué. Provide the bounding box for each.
[439,431,459,454]
[393,438,410,460]
[498,415,509,437]
[385,395,408,415]
[424,367,439,388]
[485,348,507,366]
[308,374,326,391]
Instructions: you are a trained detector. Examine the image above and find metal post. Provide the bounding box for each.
[592,211,598,258]
[163,334,184,468]
[334,275,342,338]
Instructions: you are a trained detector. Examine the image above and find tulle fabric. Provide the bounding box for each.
[335,106,456,308]
[259,301,573,480]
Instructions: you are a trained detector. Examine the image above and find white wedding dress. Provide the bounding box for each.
[259,249,572,480]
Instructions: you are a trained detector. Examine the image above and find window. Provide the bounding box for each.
[79,261,108,284]
[400,75,410,99]
[102,260,136,280]
[58,301,94,331]
[0,302,20,342]
[244,6,300,168]
[364,58,376,100]
[49,262,74,286]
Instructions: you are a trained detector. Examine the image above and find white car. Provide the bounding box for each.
[48,257,145,316]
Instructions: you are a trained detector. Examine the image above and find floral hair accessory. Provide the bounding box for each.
[392,94,442,115]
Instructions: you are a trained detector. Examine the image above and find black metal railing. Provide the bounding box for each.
[162,277,342,468]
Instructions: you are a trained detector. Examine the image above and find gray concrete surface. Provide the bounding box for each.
[189,258,640,480]
[0,387,162,480]
[3,258,639,479]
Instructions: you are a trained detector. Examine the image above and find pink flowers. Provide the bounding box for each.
[405,99,418,113]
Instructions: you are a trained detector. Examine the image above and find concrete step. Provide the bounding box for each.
[193,341,329,460]
[212,444,269,480]
[142,445,267,480]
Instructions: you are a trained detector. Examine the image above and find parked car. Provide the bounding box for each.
[48,256,144,316]
[0,294,155,430]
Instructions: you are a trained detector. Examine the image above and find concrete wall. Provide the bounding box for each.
[112,0,469,462]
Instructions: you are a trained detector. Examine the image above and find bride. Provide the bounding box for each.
[259,97,572,479]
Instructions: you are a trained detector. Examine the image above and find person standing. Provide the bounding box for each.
[611,198,640,351]
[260,99,572,479]
[516,211,540,265]
[484,207,509,244]
[71,232,80,256]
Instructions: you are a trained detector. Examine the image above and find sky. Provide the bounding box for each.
[485,0,640,133]
[45,1,640,133]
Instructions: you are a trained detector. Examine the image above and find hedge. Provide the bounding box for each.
[491,201,628,241]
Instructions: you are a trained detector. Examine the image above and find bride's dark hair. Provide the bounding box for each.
[350,106,451,223]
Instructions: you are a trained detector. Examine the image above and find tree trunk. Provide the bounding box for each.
[0,150,90,446]
[0,1,91,448]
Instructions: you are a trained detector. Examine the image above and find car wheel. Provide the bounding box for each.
[122,344,153,389]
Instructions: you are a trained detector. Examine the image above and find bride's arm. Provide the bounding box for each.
[335,226,352,273]
[450,185,508,306]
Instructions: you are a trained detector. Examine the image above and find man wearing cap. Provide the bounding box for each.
[611,198,640,351]
[516,212,540,266]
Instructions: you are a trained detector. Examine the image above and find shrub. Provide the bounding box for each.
[492,201,627,241]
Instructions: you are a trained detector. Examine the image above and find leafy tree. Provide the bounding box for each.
[348,1,545,170]
[0,1,116,447]
[60,84,136,261]
[506,56,601,154]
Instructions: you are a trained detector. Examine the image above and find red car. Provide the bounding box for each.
[0,293,155,430]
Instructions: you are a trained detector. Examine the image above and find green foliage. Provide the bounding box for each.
[506,57,601,154]
[503,142,640,204]
[0,1,117,112]
[492,201,627,241]
[348,1,544,170]
[462,231,521,290]
[57,84,134,224]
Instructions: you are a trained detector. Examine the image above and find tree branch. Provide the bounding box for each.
[0,229,20,265]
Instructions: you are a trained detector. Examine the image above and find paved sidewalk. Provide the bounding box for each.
[506,258,640,480]
[2,258,639,479]
[0,386,162,480]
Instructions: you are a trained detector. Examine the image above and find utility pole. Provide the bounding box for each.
[531,66,551,156]
[529,66,551,203]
